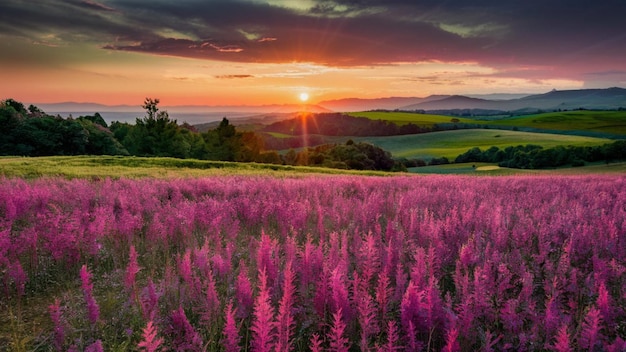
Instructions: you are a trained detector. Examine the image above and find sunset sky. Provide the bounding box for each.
[2,0,626,106]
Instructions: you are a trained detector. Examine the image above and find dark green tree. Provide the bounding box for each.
[121,98,191,157]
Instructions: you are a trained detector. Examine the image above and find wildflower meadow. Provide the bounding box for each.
[1,175,625,351]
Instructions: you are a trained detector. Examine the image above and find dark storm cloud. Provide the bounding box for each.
[1,0,625,76]
[0,0,155,44]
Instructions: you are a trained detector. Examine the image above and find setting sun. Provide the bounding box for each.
[299,92,309,102]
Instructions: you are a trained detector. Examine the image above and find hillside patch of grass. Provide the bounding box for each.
[410,161,626,175]
[348,111,474,126]
[0,156,392,179]
[480,110,626,136]
[353,129,613,160]
[351,110,626,137]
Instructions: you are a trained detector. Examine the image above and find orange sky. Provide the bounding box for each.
[1,0,625,106]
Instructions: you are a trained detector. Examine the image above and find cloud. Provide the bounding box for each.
[1,0,625,81]
[215,74,254,79]
[79,0,117,12]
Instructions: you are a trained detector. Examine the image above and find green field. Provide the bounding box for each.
[263,131,294,138]
[482,110,626,135]
[1,154,623,179]
[0,156,393,179]
[348,111,475,126]
[353,129,613,160]
[410,161,626,175]
[408,162,535,175]
[351,110,626,136]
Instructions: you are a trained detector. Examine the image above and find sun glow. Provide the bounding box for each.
[299,92,309,102]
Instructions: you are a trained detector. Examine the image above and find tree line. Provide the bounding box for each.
[0,99,128,156]
[0,99,400,171]
[261,113,437,150]
[282,139,397,171]
[455,141,626,169]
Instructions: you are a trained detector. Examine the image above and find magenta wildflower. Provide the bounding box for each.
[85,340,103,352]
[579,307,602,351]
[377,320,400,352]
[328,308,349,352]
[356,284,378,350]
[201,269,221,324]
[48,298,65,351]
[310,333,323,352]
[223,301,241,352]
[168,306,204,352]
[140,278,161,321]
[80,264,100,326]
[275,261,296,352]
[8,260,27,297]
[596,281,614,329]
[375,273,392,323]
[442,326,460,352]
[125,245,141,300]
[251,268,275,352]
[551,324,571,352]
[138,320,163,352]
[235,261,254,319]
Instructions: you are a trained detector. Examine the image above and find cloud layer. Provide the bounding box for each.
[1,0,625,102]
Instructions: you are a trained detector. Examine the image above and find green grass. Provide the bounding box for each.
[349,110,626,137]
[481,110,626,135]
[408,162,532,175]
[263,131,293,138]
[410,161,626,175]
[0,155,393,179]
[348,111,475,126]
[352,129,613,160]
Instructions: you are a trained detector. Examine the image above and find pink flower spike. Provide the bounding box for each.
[125,245,141,300]
[48,298,65,351]
[80,265,100,326]
[251,268,275,352]
[138,320,163,352]
[329,308,349,352]
[223,301,241,352]
[85,340,103,352]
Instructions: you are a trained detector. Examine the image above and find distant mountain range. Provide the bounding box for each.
[316,96,448,111]
[316,93,534,111]
[38,102,331,124]
[37,87,626,124]
[37,102,331,114]
[399,87,626,112]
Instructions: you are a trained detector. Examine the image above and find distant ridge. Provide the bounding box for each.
[317,95,448,112]
[38,102,330,114]
[38,102,142,113]
[35,87,626,123]
[38,102,331,124]
[401,87,626,111]
[404,95,491,110]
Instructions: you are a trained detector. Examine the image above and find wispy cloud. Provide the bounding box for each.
[1,0,625,85]
[215,74,254,79]
[79,0,116,12]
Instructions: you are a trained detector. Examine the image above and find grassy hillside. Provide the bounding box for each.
[0,156,391,179]
[410,161,626,175]
[482,110,626,135]
[348,111,474,126]
[1,154,622,180]
[353,129,613,160]
[350,110,626,136]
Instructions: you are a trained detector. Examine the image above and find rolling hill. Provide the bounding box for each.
[317,95,448,111]
[352,129,613,160]
[401,87,626,111]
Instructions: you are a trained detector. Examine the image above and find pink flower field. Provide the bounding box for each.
[1,175,625,351]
